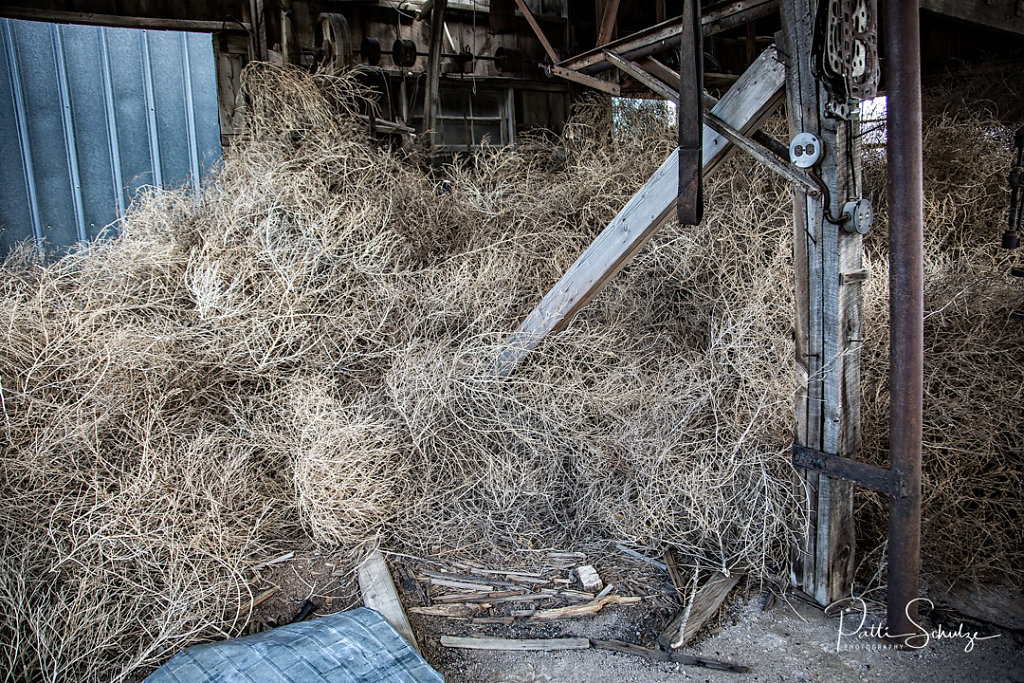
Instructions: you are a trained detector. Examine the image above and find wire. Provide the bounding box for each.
[471,0,478,95]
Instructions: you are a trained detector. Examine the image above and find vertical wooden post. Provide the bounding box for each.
[423,0,448,148]
[248,0,268,61]
[280,0,293,65]
[779,0,863,606]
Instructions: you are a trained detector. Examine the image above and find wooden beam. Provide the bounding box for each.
[596,0,621,46]
[0,7,250,32]
[249,0,267,61]
[492,47,785,376]
[658,571,742,649]
[441,636,590,651]
[513,0,559,64]
[703,112,820,195]
[358,550,420,653]
[640,57,681,90]
[547,64,621,95]
[423,0,448,147]
[779,0,862,607]
[558,0,779,74]
[603,50,677,100]
[920,0,1024,37]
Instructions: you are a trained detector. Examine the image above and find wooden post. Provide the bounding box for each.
[423,0,448,148]
[280,0,293,65]
[779,0,863,606]
[248,0,268,61]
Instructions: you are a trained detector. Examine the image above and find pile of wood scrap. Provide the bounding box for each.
[357,548,753,674]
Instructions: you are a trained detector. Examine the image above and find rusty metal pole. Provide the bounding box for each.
[884,0,924,644]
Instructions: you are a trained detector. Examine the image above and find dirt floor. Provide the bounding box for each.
[247,550,1024,683]
[431,594,1024,682]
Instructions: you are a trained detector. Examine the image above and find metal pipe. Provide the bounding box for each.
[884,0,924,646]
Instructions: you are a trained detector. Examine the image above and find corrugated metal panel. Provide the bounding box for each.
[0,18,221,255]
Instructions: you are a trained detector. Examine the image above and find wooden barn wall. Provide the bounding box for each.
[1,1,1020,150]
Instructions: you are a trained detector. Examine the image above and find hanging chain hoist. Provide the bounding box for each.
[1002,127,1024,250]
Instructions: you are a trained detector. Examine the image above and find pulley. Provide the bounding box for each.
[811,0,880,106]
[392,39,418,67]
[452,46,475,74]
[494,46,523,72]
[360,37,381,66]
[314,13,353,72]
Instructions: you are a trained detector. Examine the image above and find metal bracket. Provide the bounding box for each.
[792,444,907,498]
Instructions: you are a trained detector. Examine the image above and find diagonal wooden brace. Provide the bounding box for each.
[491,47,786,377]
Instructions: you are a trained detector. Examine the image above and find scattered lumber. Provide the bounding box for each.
[242,587,279,616]
[591,639,751,673]
[248,552,294,571]
[663,549,687,601]
[422,577,496,592]
[357,550,420,653]
[441,636,590,651]
[658,570,744,650]
[432,589,540,602]
[531,595,640,620]
[408,603,489,618]
[539,588,595,601]
[615,544,669,571]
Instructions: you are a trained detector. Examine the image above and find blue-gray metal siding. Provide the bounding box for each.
[0,18,221,255]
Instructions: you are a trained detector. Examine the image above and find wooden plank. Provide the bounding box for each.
[592,640,751,673]
[513,0,559,64]
[441,636,590,651]
[596,0,621,46]
[663,549,687,601]
[779,0,860,606]
[424,577,495,591]
[658,571,742,649]
[408,603,489,618]
[358,550,420,653]
[492,47,785,376]
[0,7,250,32]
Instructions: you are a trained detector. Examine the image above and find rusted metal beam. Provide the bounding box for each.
[884,0,924,648]
[792,446,905,497]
